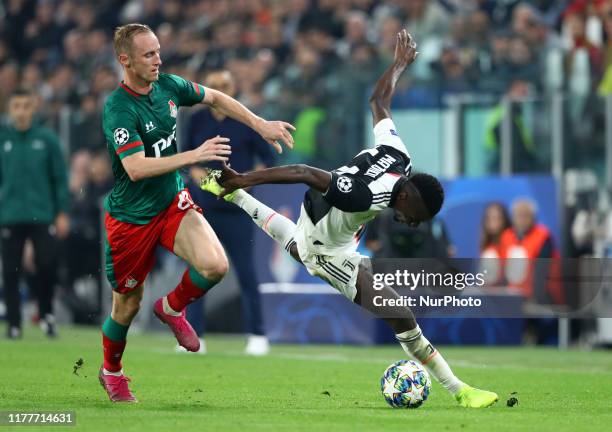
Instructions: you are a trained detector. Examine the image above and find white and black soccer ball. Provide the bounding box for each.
[337,176,353,193]
[381,360,431,408]
[114,128,129,146]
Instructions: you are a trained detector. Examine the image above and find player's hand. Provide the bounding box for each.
[394,29,418,69]
[218,162,247,198]
[256,119,296,154]
[193,135,231,163]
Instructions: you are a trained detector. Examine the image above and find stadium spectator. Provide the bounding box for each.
[376,14,404,62]
[480,202,512,257]
[403,0,452,43]
[499,198,565,304]
[182,69,275,356]
[479,202,512,287]
[336,10,370,59]
[0,88,69,339]
[0,62,20,113]
[563,9,604,91]
[431,43,479,94]
[479,29,514,91]
[485,79,540,173]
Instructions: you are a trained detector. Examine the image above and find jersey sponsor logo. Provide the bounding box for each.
[337,176,353,193]
[168,100,178,118]
[364,154,397,179]
[152,125,177,158]
[390,129,399,136]
[145,121,156,133]
[3,141,12,152]
[125,277,138,289]
[32,139,45,150]
[114,128,129,146]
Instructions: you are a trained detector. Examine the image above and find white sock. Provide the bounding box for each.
[163,296,181,317]
[396,326,465,396]
[230,189,296,250]
[103,368,123,377]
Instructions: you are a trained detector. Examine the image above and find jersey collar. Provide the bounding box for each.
[119,82,156,97]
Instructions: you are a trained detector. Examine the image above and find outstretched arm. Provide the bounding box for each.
[218,163,332,197]
[203,88,295,154]
[369,30,418,125]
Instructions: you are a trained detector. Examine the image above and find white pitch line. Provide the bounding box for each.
[268,352,612,375]
[145,346,612,375]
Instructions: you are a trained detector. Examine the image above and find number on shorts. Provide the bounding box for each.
[177,191,194,210]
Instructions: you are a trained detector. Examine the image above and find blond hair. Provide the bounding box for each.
[113,23,153,56]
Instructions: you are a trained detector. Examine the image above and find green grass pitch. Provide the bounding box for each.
[1,325,611,431]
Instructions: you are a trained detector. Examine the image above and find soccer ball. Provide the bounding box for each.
[380,360,431,408]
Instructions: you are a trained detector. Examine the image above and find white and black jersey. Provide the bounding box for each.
[296,118,412,256]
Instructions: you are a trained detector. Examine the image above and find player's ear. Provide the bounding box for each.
[118,53,130,68]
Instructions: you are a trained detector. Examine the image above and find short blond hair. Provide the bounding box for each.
[113,23,153,56]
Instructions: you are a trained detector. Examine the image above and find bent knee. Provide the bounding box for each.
[206,258,229,281]
[194,256,229,282]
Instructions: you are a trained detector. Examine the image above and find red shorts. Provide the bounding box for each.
[104,189,202,293]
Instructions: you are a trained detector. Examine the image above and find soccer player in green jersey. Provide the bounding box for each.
[99,23,295,403]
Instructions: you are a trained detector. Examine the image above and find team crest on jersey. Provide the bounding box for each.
[168,100,178,118]
[114,128,129,146]
[337,176,353,193]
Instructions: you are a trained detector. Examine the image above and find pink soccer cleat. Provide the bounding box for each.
[98,367,138,403]
[153,297,200,352]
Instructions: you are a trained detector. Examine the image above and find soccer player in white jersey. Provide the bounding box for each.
[202,30,498,408]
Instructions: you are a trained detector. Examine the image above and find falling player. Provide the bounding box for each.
[202,30,498,408]
[99,23,295,402]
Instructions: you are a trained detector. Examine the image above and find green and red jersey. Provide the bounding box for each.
[102,73,205,224]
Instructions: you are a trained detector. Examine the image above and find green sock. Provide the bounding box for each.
[188,266,219,291]
[102,316,129,341]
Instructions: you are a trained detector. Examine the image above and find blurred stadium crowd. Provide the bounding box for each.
[2,0,612,167]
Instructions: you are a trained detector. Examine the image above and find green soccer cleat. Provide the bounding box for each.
[455,385,499,408]
[200,169,237,202]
